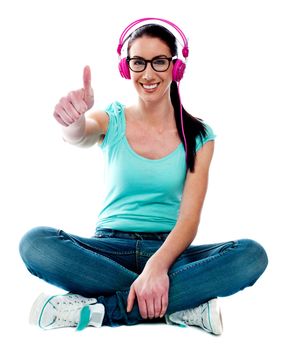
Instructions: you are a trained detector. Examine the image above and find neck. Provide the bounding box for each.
[136,97,174,128]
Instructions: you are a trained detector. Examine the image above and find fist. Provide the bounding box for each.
[53,66,94,127]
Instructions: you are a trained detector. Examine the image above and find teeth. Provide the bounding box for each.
[143,84,157,89]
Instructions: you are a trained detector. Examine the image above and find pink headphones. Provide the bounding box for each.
[117,17,189,82]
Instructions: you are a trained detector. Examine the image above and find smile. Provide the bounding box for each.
[141,83,160,91]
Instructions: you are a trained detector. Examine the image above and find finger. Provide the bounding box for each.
[54,103,74,125]
[61,98,81,121]
[69,91,88,115]
[55,108,74,125]
[146,298,155,319]
[154,297,162,319]
[138,298,148,319]
[160,293,169,318]
[53,111,69,127]
[83,65,92,100]
[127,286,136,313]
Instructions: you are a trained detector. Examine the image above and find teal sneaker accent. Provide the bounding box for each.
[77,306,91,331]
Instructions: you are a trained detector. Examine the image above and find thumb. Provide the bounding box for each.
[83,65,93,100]
[127,285,136,312]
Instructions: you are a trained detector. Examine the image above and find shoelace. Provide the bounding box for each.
[181,303,207,327]
[47,295,96,329]
[51,305,80,327]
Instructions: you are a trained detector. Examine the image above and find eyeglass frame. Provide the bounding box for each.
[126,55,177,73]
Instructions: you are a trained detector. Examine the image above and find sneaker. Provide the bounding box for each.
[29,293,105,331]
[165,298,223,335]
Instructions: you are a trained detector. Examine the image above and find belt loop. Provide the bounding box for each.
[134,233,143,240]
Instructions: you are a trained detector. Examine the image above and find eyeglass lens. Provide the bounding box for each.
[128,58,171,72]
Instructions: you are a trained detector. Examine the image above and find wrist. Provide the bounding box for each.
[62,115,86,144]
[146,254,170,273]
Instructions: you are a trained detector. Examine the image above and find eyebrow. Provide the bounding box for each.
[130,55,170,60]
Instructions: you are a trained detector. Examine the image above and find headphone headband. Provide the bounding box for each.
[117,17,189,58]
[117,17,188,82]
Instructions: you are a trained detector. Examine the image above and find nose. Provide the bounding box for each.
[142,62,154,80]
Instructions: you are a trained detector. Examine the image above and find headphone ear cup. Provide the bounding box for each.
[172,59,186,82]
[118,58,131,79]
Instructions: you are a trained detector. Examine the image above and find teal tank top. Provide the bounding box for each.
[96,101,216,232]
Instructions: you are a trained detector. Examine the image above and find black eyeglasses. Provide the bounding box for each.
[127,56,177,73]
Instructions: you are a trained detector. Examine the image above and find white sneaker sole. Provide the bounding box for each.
[207,299,223,335]
[29,293,51,327]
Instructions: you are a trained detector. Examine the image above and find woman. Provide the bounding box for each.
[19,18,268,335]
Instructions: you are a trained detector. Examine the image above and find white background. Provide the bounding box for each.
[0,0,286,348]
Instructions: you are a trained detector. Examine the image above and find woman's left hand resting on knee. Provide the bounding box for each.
[127,261,169,319]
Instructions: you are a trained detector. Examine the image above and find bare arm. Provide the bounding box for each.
[61,111,108,147]
[147,140,215,270]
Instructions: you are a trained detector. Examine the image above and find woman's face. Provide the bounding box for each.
[128,36,173,103]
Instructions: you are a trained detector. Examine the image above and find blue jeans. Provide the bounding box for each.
[19,226,268,327]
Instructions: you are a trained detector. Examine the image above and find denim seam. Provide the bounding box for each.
[135,240,141,273]
[57,230,137,277]
[62,231,137,256]
[86,246,136,256]
[169,241,238,278]
[138,251,155,257]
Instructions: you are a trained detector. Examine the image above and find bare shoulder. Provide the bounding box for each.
[195,140,215,171]
[178,141,215,224]
[185,141,215,183]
